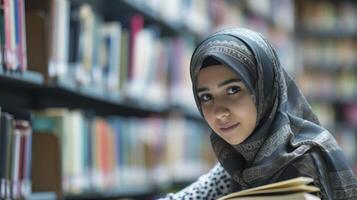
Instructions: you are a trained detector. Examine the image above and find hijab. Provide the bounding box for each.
[190,28,357,199]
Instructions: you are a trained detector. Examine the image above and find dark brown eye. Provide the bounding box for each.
[199,94,212,102]
[227,86,241,95]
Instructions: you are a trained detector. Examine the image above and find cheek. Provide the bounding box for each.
[232,97,257,125]
[242,100,257,128]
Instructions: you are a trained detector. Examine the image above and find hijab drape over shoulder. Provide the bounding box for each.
[190,28,357,200]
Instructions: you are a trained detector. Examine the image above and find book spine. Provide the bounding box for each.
[129,14,143,79]
[16,0,26,71]
[4,113,13,199]
[3,0,12,70]
[9,0,16,70]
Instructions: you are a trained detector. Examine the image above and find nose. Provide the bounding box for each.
[214,105,230,120]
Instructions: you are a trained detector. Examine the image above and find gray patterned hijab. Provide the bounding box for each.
[190,28,357,199]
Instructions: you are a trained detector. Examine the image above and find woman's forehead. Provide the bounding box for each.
[197,65,239,86]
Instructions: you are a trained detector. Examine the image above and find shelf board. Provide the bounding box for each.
[303,63,357,73]
[64,186,155,200]
[0,71,202,120]
[94,0,200,39]
[45,76,123,108]
[306,95,357,104]
[38,78,170,117]
[0,69,44,88]
[170,103,204,122]
[296,30,357,39]
[63,177,202,200]
[0,70,45,109]
[334,122,357,130]
[28,192,57,200]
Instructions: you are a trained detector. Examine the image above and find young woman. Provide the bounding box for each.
[159,28,357,200]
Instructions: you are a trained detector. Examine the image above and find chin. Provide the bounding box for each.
[223,137,243,145]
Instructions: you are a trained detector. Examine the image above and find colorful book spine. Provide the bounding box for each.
[31,109,215,193]
[0,110,32,199]
[1,0,27,71]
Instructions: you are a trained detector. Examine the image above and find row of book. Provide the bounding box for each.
[289,100,357,167]
[32,109,215,195]
[0,0,28,72]
[208,0,296,74]
[301,38,357,69]
[298,70,357,100]
[128,0,211,35]
[295,0,357,176]
[245,0,295,31]
[309,102,335,129]
[308,104,357,173]
[26,0,122,94]
[341,102,357,125]
[213,0,295,32]
[0,108,32,199]
[25,1,198,110]
[297,0,357,32]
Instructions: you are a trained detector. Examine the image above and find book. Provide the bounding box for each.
[31,133,62,200]
[217,177,320,200]
[0,112,13,199]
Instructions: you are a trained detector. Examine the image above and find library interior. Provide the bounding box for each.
[0,0,356,199]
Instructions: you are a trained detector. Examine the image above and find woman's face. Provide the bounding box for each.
[196,64,257,145]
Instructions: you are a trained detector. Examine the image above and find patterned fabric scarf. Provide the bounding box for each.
[190,28,357,199]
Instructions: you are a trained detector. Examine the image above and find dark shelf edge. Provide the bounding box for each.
[303,63,357,73]
[296,30,357,39]
[306,95,357,104]
[96,0,201,39]
[0,70,202,119]
[63,177,201,200]
[64,185,155,200]
[0,69,44,86]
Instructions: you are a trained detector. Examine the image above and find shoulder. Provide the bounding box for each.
[278,151,329,199]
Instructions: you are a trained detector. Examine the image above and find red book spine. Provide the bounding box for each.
[129,14,143,79]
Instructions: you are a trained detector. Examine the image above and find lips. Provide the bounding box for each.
[219,123,239,132]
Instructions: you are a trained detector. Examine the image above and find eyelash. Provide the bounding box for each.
[227,86,241,94]
[199,94,212,102]
[198,86,241,103]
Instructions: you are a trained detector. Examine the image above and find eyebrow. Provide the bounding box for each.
[196,78,241,93]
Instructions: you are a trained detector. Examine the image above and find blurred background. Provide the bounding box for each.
[0,0,356,199]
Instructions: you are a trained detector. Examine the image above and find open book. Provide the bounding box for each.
[217,177,320,200]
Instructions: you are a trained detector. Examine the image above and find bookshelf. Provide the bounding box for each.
[0,71,202,118]
[1,0,356,199]
[1,0,211,199]
[295,0,357,173]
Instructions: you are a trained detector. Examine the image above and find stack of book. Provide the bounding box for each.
[218,177,320,200]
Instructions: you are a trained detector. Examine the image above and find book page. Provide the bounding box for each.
[218,177,319,200]
[219,192,321,200]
